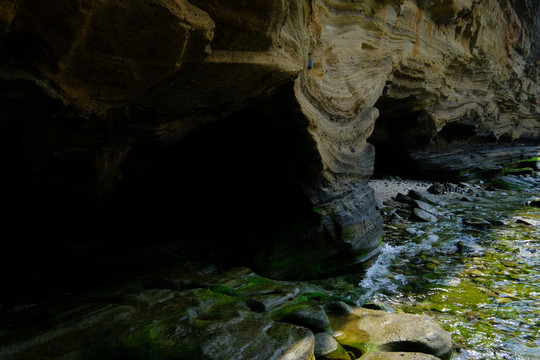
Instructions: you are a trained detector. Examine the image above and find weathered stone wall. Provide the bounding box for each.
[296,0,540,179]
[1,0,539,280]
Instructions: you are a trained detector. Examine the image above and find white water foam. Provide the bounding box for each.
[358,232,477,304]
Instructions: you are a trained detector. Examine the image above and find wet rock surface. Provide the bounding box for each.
[342,172,540,358]
[2,1,540,359]
[0,262,453,360]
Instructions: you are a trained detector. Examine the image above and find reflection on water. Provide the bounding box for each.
[319,183,540,359]
[364,185,540,359]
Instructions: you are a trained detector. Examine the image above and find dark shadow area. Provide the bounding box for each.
[105,85,322,267]
[367,96,436,179]
[0,84,323,309]
[437,122,477,143]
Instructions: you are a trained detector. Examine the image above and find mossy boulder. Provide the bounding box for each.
[326,307,453,360]
[275,305,331,333]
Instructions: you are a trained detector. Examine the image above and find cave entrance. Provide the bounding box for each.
[106,84,323,270]
[1,84,324,307]
[367,96,436,179]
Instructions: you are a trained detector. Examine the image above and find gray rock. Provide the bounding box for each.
[462,218,492,229]
[363,313,452,360]
[256,181,383,280]
[427,183,445,194]
[281,305,331,332]
[324,301,354,315]
[395,192,415,205]
[528,198,540,207]
[328,307,453,360]
[199,310,315,360]
[457,241,485,256]
[486,219,508,226]
[246,291,299,313]
[314,333,353,359]
[516,218,534,226]
[428,182,464,195]
[412,200,440,215]
[314,332,338,356]
[432,182,473,194]
[409,144,540,180]
[411,208,437,222]
[382,199,405,208]
[408,189,444,206]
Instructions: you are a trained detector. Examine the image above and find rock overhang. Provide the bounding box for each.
[2,0,540,285]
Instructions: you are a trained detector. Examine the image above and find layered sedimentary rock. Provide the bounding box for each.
[1,0,540,281]
[298,0,540,178]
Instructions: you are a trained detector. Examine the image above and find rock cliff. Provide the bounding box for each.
[1,0,539,286]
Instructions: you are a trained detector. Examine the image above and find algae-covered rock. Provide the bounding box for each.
[326,308,452,360]
[411,208,437,222]
[278,305,331,333]
[195,310,315,360]
[408,190,444,207]
[412,200,440,216]
[462,218,492,229]
[0,262,453,360]
[314,332,338,354]
[246,291,299,313]
[314,332,352,360]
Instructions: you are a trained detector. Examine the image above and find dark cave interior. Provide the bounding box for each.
[1,85,323,307]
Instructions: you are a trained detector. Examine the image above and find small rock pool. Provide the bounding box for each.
[314,178,540,359]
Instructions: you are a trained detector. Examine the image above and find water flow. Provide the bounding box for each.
[355,185,540,360]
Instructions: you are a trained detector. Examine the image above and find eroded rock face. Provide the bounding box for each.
[0,263,452,360]
[296,0,540,178]
[1,0,539,283]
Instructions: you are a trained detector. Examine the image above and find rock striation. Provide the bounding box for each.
[1,0,540,282]
[0,262,453,360]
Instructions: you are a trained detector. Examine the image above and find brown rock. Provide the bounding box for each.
[15,0,216,114]
[0,0,16,33]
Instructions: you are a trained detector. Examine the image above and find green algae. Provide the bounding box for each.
[347,340,377,356]
[423,282,491,314]
[247,274,274,285]
[209,285,239,297]
[402,186,540,355]
[76,323,199,360]
[318,342,352,360]
[312,182,540,357]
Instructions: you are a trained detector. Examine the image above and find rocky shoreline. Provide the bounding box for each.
[369,178,433,209]
[0,261,453,360]
[4,172,540,359]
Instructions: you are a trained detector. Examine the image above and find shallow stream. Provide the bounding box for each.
[315,180,540,359]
